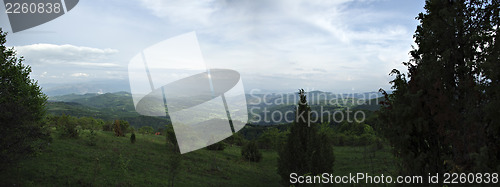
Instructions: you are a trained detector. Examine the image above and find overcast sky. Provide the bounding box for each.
[0,0,425,93]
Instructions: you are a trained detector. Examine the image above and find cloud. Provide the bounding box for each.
[71,73,90,77]
[15,44,119,67]
[138,0,219,26]
[4,0,423,92]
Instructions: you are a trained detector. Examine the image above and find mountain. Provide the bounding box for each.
[41,80,131,96]
[46,90,384,128]
[47,92,170,129]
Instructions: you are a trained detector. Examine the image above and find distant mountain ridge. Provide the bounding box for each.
[47,90,385,127]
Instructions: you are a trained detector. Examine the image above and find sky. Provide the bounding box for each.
[0,0,425,94]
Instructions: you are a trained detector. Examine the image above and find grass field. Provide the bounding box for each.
[1,130,396,186]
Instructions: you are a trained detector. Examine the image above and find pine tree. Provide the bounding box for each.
[379,0,499,178]
[130,133,136,144]
[277,89,334,185]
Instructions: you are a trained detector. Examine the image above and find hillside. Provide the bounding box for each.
[47,91,383,128]
[0,130,396,186]
[47,92,170,129]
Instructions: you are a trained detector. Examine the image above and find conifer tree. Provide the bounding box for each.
[379,0,499,178]
[277,89,334,185]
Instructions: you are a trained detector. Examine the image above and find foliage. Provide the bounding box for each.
[206,141,227,151]
[167,152,182,187]
[78,116,104,131]
[378,0,500,179]
[113,120,124,137]
[111,120,129,137]
[241,140,262,162]
[165,126,180,153]
[130,133,136,144]
[257,128,286,151]
[223,132,246,146]
[87,130,97,146]
[56,114,79,138]
[277,89,334,185]
[102,120,113,131]
[0,29,50,170]
[138,126,154,135]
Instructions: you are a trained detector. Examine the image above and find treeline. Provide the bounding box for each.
[378,0,500,181]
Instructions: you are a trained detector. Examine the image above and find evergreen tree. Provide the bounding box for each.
[379,0,499,179]
[277,89,334,185]
[241,140,262,162]
[0,28,50,170]
[130,133,136,144]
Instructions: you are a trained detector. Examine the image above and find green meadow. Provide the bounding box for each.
[1,130,395,186]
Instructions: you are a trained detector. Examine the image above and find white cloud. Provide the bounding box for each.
[71,73,90,77]
[138,0,219,26]
[3,0,423,92]
[15,44,119,67]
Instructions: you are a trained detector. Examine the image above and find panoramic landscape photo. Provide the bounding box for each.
[1,0,499,186]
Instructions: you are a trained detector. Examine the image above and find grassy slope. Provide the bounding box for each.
[1,131,395,186]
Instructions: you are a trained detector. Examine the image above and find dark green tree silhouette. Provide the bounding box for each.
[0,28,50,170]
[277,89,334,185]
[241,140,262,162]
[379,0,500,179]
[130,133,136,144]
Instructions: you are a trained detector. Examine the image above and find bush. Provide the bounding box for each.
[102,121,113,131]
[87,130,97,146]
[57,114,79,138]
[372,137,384,151]
[113,120,124,137]
[359,134,375,146]
[206,141,226,151]
[130,133,136,144]
[241,140,262,162]
[333,133,347,146]
[138,126,154,135]
[223,133,246,146]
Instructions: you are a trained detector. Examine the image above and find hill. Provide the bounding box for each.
[47,92,170,129]
[0,130,395,186]
[47,91,384,128]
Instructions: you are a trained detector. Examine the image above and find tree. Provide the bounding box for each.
[164,125,181,186]
[241,140,262,162]
[57,114,79,138]
[0,28,50,170]
[257,128,286,151]
[378,0,500,179]
[113,119,124,137]
[277,89,334,185]
[130,133,136,144]
[138,126,154,135]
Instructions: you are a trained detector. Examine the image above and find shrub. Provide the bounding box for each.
[359,134,375,146]
[102,121,113,131]
[138,126,154,135]
[372,137,384,151]
[206,141,226,151]
[333,133,347,146]
[57,114,79,138]
[224,133,246,146]
[130,133,136,144]
[241,140,262,162]
[87,130,97,146]
[113,120,124,137]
